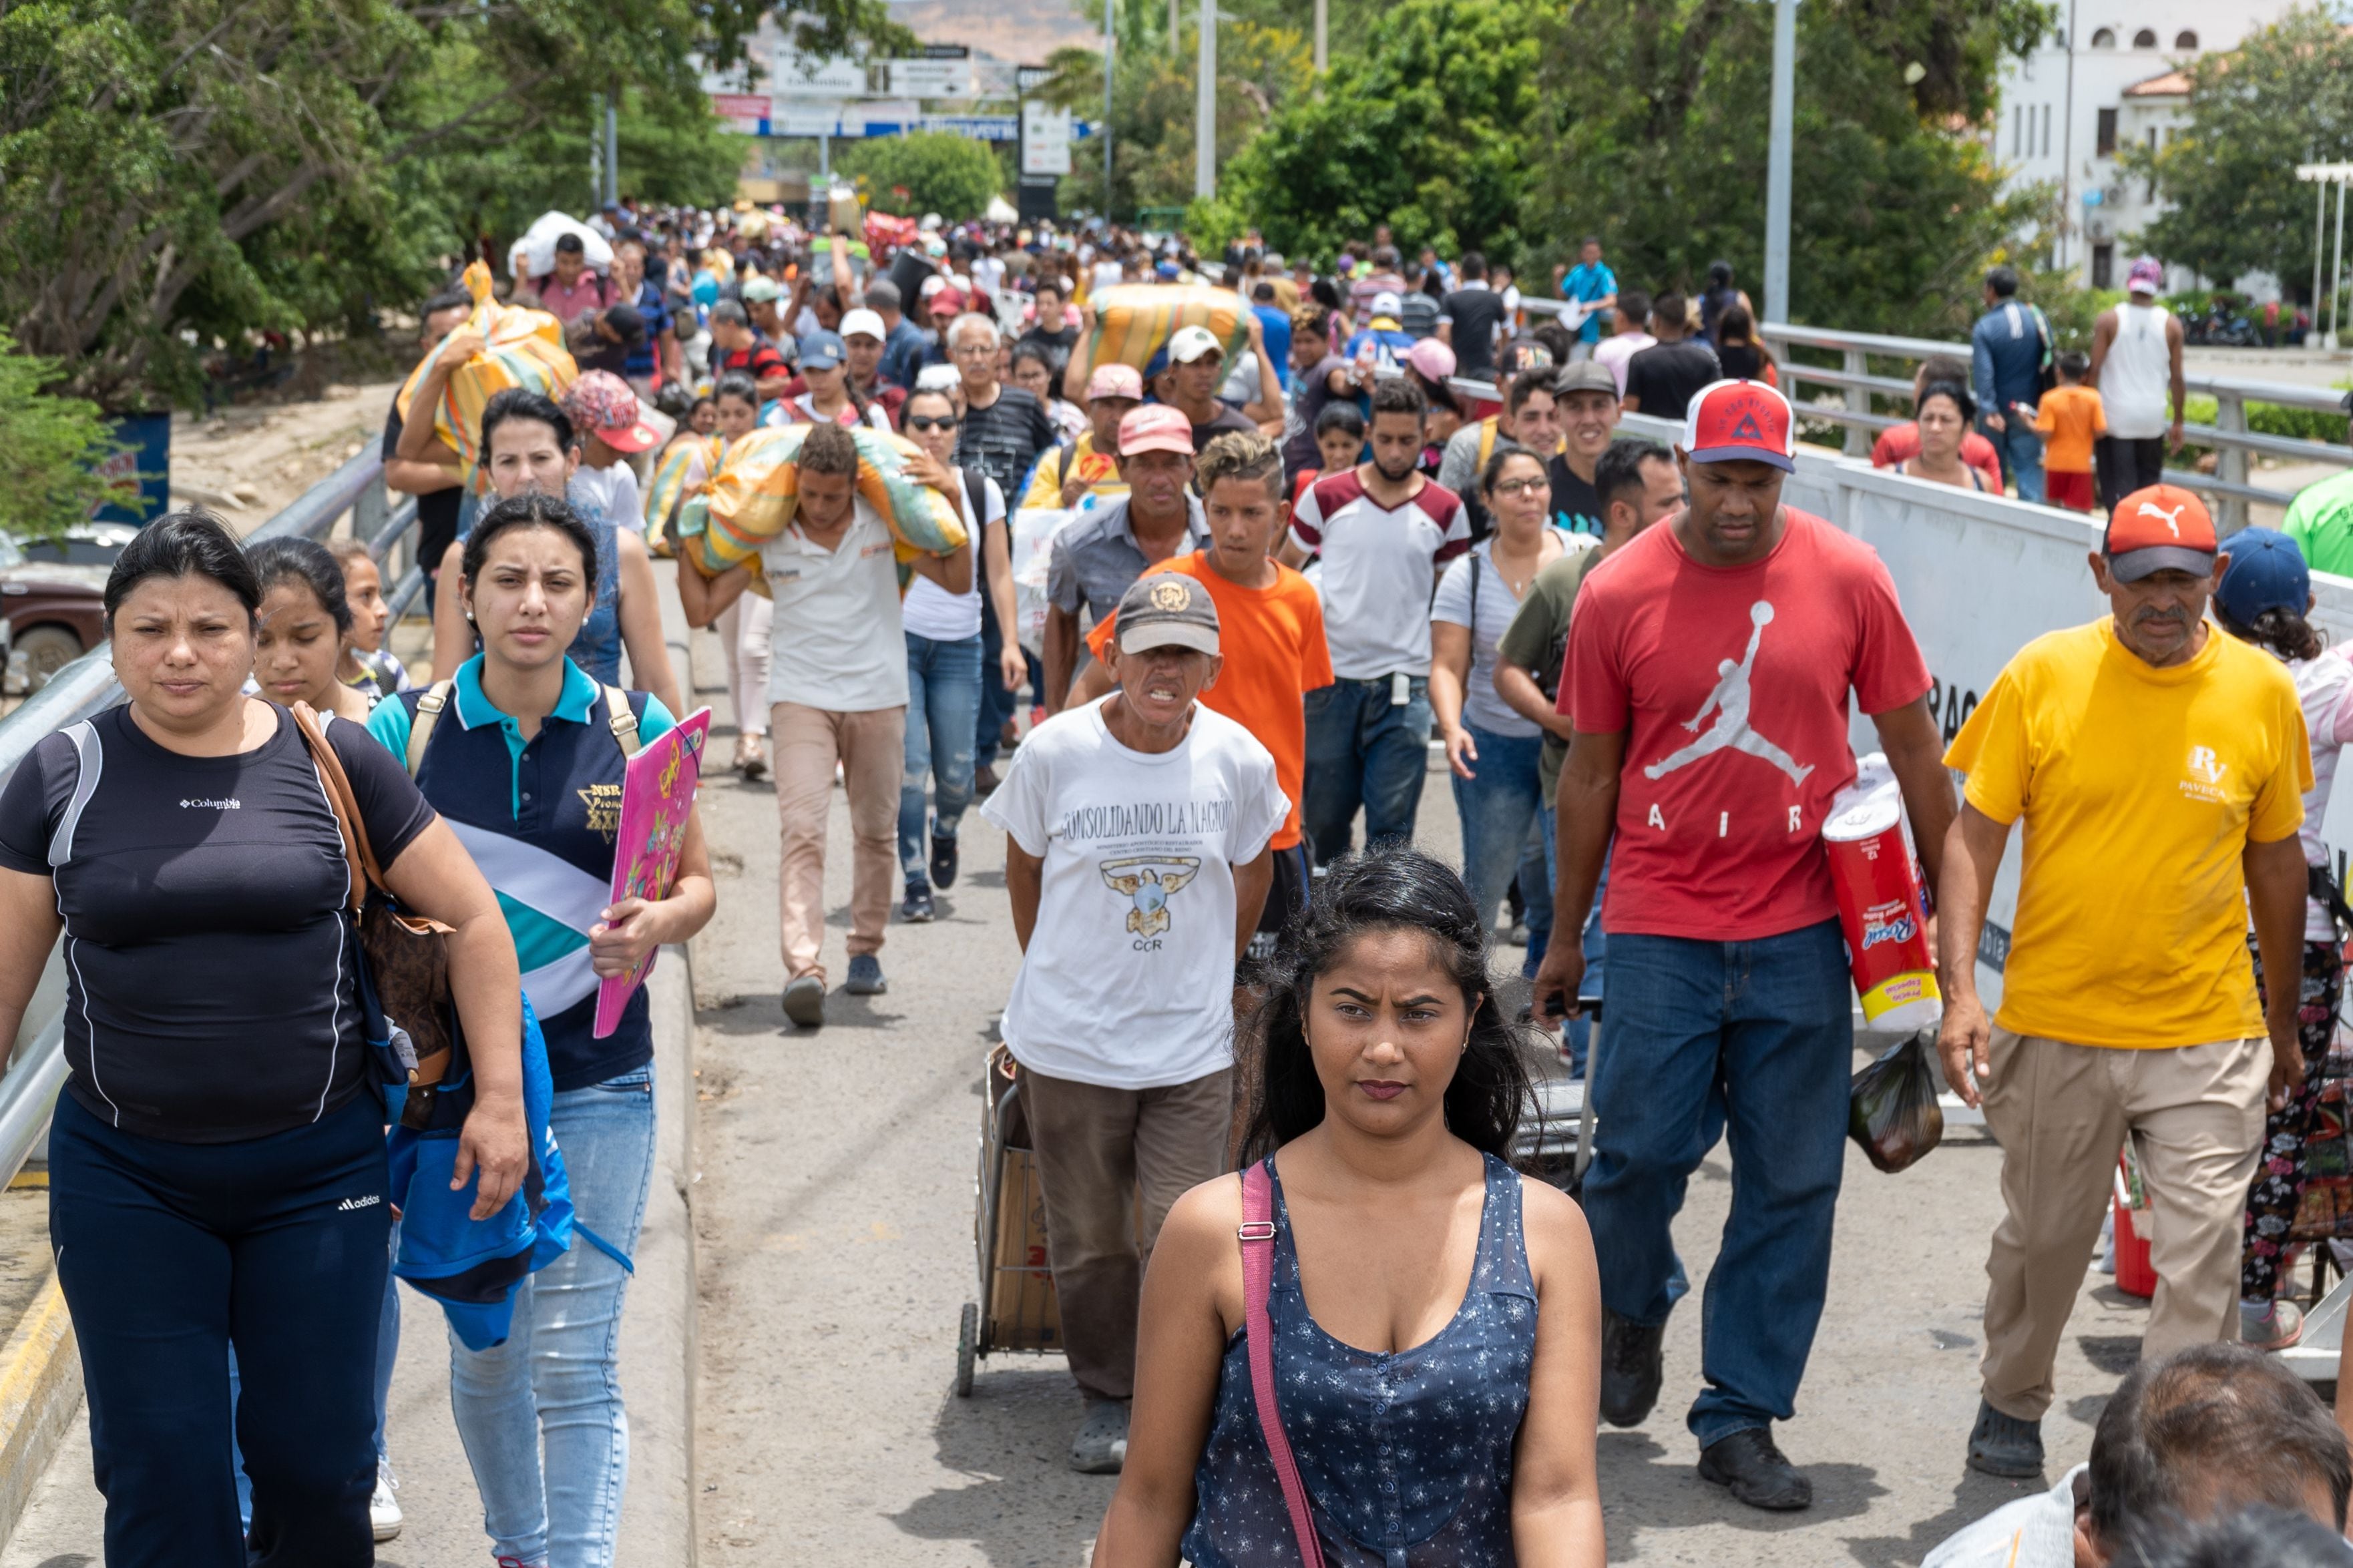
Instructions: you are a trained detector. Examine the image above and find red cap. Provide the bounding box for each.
[2104,483,2217,581]
[1681,379,1795,472]
[1118,403,1195,458]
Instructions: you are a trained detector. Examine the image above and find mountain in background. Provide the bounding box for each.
[886,0,1100,63]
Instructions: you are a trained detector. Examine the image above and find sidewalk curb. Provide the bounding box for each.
[0,1274,78,1551]
[619,943,700,1568]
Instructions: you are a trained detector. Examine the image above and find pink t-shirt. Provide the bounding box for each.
[1562,508,1931,939]
[533,270,610,324]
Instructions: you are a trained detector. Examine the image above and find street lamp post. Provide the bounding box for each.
[1195,0,1216,200]
[1763,0,1795,326]
[2297,163,2353,350]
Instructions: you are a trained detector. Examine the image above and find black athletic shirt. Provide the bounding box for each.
[0,706,436,1143]
[955,384,1058,499]
[1622,339,1723,421]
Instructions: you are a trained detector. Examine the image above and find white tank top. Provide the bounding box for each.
[2099,302,2171,439]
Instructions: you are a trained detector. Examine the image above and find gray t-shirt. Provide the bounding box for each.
[1045,495,1212,633]
[1432,538,1563,738]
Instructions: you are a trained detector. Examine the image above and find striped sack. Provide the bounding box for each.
[1086,284,1249,372]
[395,260,578,468]
[681,424,968,591]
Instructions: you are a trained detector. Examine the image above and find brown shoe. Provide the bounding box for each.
[974,763,1000,798]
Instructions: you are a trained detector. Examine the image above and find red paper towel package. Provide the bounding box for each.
[1822,756,1942,1032]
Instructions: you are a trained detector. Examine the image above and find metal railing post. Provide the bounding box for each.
[2213,391,2249,534]
[352,470,387,550]
[1844,348,1872,458]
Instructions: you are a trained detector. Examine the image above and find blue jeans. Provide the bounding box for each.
[902,631,984,884]
[973,600,1026,770]
[449,1065,656,1568]
[1984,419,2044,503]
[1449,721,1550,955]
[1582,920,1852,1447]
[1303,676,1434,865]
[1539,809,1608,1075]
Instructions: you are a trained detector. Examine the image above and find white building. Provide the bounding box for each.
[1994,3,2298,293]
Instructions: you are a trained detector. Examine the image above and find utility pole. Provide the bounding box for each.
[1763,0,1795,324]
[590,92,605,210]
[1104,0,1117,217]
[603,96,620,208]
[1168,0,1179,56]
[1314,0,1327,73]
[1195,0,1216,199]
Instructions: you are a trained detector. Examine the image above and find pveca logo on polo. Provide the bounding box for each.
[2179,745,2229,803]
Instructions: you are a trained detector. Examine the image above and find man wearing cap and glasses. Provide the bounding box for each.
[1042,405,1212,714]
[1531,377,1956,1511]
[2088,258,2186,506]
[1936,483,2311,1482]
[982,571,1285,1476]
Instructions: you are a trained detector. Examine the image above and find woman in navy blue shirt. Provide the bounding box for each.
[0,511,527,1568]
[369,492,714,1568]
[1097,848,1605,1566]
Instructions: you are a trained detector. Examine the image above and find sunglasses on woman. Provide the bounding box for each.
[905,415,960,432]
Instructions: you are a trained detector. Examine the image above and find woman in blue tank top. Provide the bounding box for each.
[1098,846,1606,1565]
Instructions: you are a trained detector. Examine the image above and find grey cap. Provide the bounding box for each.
[1114,572,1220,657]
[1554,360,1619,399]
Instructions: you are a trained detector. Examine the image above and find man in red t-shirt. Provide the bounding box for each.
[1530,380,1956,1511]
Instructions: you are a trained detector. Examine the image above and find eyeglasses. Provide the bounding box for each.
[1490,477,1548,498]
[951,342,996,358]
[905,415,960,432]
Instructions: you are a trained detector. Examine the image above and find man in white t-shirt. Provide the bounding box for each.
[676,423,971,1027]
[1279,376,1470,863]
[981,571,1285,1477]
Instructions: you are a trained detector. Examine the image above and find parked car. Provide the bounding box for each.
[0,523,131,694]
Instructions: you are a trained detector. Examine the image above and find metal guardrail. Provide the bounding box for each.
[0,449,420,1186]
[1756,321,2351,527]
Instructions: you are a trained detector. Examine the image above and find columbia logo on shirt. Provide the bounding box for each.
[336,1194,381,1212]
[180,797,241,810]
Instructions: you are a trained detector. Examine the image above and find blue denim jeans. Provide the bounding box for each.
[1440,724,1552,945]
[1582,919,1852,1447]
[973,601,1027,770]
[1985,419,2044,503]
[1302,676,1434,865]
[902,631,984,884]
[449,1065,656,1568]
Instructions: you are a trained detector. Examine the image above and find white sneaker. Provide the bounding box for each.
[371,1460,403,1542]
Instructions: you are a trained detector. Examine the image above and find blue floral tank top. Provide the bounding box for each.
[1182,1151,1538,1568]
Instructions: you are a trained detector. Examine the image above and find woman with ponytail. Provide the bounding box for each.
[1096,845,1605,1566]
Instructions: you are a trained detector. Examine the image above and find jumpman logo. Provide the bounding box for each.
[1643,601,1815,786]
[2136,499,2187,537]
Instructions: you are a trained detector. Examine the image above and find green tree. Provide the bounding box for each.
[838,131,1004,220]
[1526,0,2053,334]
[0,334,120,538]
[0,0,909,409]
[1204,0,1540,265]
[2127,8,2353,296]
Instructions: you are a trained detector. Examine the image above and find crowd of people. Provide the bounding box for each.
[9,195,2353,1568]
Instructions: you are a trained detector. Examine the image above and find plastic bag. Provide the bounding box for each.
[508,211,614,280]
[1010,506,1086,656]
[394,261,577,468]
[1848,1029,1945,1173]
[1086,285,1249,372]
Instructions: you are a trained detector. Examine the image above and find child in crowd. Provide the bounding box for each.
[1291,401,1367,506]
[327,538,410,704]
[2026,350,2107,513]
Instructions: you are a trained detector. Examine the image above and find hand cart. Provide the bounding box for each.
[1515,1003,1600,1196]
[955,1045,1063,1395]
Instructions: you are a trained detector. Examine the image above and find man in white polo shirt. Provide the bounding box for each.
[678,422,971,1027]
[1279,375,1469,863]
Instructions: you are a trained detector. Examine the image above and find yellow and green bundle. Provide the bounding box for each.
[679,425,967,591]
[642,435,722,558]
[395,260,578,469]
[1086,285,1248,372]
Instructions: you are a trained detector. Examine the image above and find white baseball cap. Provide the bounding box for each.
[839,308,886,342]
[1168,325,1224,364]
[918,274,947,300]
[1370,290,1404,318]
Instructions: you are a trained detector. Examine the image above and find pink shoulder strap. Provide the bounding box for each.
[1242,1159,1326,1568]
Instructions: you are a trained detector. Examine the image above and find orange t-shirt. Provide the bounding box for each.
[2031,385,2107,473]
[1085,549,1333,850]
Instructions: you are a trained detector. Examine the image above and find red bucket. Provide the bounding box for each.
[2113,1182,2155,1299]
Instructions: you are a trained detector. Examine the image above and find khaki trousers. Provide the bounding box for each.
[1978,1028,2268,1420]
[771,702,903,983]
[1021,1065,1232,1402]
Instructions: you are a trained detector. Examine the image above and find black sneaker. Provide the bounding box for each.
[901,882,935,923]
[1697,1427,1812,1511]
[930,832,960,890]
[1965,1397,2045,1479]
[1599,1308,1666,1428]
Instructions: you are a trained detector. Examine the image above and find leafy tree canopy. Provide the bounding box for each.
[2127,7,2353,296]
[838,130,1003,221]
[0,330,119,538]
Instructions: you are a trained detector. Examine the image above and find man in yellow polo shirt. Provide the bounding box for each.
[1935,484,2312,1482]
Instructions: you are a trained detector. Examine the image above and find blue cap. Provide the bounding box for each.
[2214,527,2310,628]
[797,330,847,372]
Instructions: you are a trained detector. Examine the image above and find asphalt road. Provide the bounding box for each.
[680,643,2152,1568]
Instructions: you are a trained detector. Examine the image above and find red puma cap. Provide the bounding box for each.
[1682,379,1795,473]
[2104,483,2216,582]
